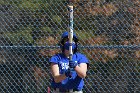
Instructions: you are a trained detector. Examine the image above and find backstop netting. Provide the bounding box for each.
[0,0,139,93]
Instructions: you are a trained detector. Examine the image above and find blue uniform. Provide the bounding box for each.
[50,52,89,91]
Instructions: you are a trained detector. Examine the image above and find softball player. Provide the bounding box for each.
[50,32,89,93]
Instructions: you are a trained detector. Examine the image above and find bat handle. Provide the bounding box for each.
[47,87,51,93]
[68,54,74,78]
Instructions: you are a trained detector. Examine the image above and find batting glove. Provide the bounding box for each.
[69,60,78,68]
[65,70,71,77]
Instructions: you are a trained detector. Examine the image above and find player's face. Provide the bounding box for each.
[63,37,76,57]
[64,49,69,57]
[63,38,69,42]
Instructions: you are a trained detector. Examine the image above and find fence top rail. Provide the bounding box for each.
[0,45,140,50]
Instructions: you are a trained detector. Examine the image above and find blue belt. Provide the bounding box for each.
[54,88,79,92]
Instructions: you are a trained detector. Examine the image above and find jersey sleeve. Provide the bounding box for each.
[78,53,89,68]
[78,53,89,64]
[49,54,59,64]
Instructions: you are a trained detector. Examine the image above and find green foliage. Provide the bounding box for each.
[0,0,22,5]
[52,15,62,24]
[4,27,33,45]
[0,0,46,7]
[75,30,94,40]
[41,27,52,33]
[75,16,96,31]
[9,0,48,11]
[0,0,6,4]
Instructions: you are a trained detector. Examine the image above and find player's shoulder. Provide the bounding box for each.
[74,52,89,62]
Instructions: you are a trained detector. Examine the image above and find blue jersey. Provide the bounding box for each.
[49,52,89,90]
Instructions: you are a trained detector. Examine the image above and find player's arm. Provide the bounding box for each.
[51,63,67,83]
[74,63,88,78]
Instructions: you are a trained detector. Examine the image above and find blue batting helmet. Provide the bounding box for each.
[61,32,78,40]
[60,31,79,53]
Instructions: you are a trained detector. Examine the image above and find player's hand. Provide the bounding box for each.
[65,70,71,77]
[69,60,78,68]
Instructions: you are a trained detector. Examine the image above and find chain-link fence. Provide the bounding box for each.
[0,0,139,93]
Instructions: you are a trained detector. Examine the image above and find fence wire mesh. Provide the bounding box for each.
[0,0,140,93]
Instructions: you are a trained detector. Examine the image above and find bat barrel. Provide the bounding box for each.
[68,5,73,61]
